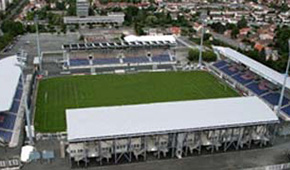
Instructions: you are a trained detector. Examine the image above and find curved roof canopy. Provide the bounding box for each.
[213,46,290,89]
[0,55,21,111]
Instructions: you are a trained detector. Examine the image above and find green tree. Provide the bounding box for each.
[187,49,217,62]
[231,27,239,39]
[237,16,247,29]
[187,48,199,61]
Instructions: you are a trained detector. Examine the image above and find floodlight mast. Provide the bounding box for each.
[16,52,34,145]
[198,12,207,68]
[277,39,290,116]
[34,15,42,72]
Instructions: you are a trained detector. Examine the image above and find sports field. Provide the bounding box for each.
[34,71,239,132]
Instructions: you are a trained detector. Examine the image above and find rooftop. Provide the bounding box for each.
[66,96,279,142]
[0,56,21,112]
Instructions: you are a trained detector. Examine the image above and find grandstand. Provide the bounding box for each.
[211,46,290,120]
[66,96,279,167]
[63,46,176,70]
[0,56,25,147]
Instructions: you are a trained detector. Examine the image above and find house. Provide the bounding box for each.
[193,22,202,33]
[170,27,181,36]
[254,43,264,52]
[239,28,251,36]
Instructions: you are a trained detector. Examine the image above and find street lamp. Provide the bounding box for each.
[277,39,290,116]
[16,51,34,145]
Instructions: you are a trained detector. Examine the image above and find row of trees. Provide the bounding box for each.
[124,6,192,35]
[0,21,24,50]
[187,49,217,62]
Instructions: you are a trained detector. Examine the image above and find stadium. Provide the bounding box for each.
[1,35,287,168]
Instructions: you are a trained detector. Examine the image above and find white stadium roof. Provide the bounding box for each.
[124,35,176,43]
[0,55,21,111]
[66,96,279,142]
[213,46,290,89]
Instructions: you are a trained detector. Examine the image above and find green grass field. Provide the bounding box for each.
[34,71,239,132]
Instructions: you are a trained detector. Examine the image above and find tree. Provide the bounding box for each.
[209,22,226,34]
[187,48,199,61]
[237,16,247,29]
[1,21,24,36]
[274,26,290,55]
[187,49,217,62]
[231,27,239,39]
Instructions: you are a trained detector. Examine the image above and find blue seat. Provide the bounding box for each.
[220,66,239,76]
[69,59,89,66]
[213,60,227,68]
[246,82,268,95]
[232,73,253,85]
[10,101,20,113]
[262,93,289,106]
[123,57,150,63]
[0,113,16,130]
[93,58,120,65]
[152,55,171,62]
[0,130,12,142]
[14,88,23,100]
[282,105,290,116]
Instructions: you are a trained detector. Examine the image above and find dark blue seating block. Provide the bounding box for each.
[220,66,238,76]
[152,55,171,62]
[282,105,290,116]
[10,101,20,113]
[0,113,16,130]
[246,82,268,96]
[0,130,12,142]
[70,59,90,66]
[213,60,227,68]
[93,58,120,65]
[14,88,23,100]
[123,57,150,63]
[232,73,253,85]
[262,93,289,106]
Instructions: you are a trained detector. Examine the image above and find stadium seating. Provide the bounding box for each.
[151,55,171,62]
[246,82,269,95]
[0,113,16,130]
[220,65,239,76]
[123,57,150,63]
[13,88,23,100]
[0,130,12,142]
[213,60,227,68]
[9,101,20,114]
[93,58,120,65]
[69,59,90,66]
[232,73,254,85]
[262,93,289,106]
[282,105,290,116]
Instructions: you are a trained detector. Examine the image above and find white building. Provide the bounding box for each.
[66,96,279,167]
[76,0,89,17]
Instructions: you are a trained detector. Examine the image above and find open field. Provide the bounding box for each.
[34,71,239,132]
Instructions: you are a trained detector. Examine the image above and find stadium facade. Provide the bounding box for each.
[66,97,279,167]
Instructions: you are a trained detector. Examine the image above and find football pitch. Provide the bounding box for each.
[34,71,239,132]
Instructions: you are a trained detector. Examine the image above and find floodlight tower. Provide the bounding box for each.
[277,39,290,116]
[34,15,42,72]
[198,12,207,68]
[16,51,34,145]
